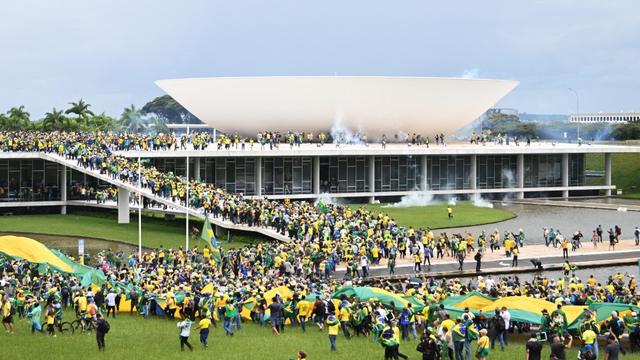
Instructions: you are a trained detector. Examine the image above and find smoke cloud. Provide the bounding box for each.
[331,112,365,145]
[383,192,435,208]
[472,197,494,208]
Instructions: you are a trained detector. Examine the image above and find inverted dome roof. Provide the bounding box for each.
[155,76,518,138]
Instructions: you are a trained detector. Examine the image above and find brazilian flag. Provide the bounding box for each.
[201,217,214,243]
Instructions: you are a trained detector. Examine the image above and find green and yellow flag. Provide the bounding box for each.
[201,217,214,243]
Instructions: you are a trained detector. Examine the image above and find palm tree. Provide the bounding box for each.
[147,115,168,135]
[7,105,31,130]
[65,99,94,128]
[88,112,119,132]
[42,108,66,131]
[119,105,146,132]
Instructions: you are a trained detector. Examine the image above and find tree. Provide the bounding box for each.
[147,115,168,135]
[87,112,118,132]
[119,105,147,132]
[41,108,66,131]
[65,99,94,128]
[5,105,32,130]
[141,95,200,124]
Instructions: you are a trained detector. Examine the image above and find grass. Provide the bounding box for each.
[0,315,586,360]
[348,201,515,229]
[585,153,640,197]
[0,211,267,251]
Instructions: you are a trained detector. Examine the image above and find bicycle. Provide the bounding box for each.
[71,314,96,333]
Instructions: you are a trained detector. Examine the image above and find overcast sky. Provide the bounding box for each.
[1,0,639,119]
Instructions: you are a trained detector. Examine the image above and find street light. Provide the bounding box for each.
[568,88,580,141]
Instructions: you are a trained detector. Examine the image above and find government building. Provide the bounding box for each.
[1,77,638,216]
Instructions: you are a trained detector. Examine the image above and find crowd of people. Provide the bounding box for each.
[0,130,639,359]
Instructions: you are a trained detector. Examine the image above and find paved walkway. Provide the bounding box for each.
[336,239,640,277]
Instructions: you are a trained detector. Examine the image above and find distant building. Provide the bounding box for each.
[570,112,640,124]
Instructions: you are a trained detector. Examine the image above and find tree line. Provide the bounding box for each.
[0,95,200,133]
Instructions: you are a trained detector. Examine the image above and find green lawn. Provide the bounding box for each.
[0,315,585,360]
[0,211,266,250]
[349,202,515,229]
[586,153,640,197]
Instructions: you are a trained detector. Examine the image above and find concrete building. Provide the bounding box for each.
[570,112,640,124]
[0,77,638,231]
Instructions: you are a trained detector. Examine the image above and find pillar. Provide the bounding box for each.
[193,157,201,181]
[255,157,263,197]
[60,166,67,214]
[517,154,525,200]
[368,156,375,204]
[313,156,320,195]
[469,154,478,200]
[421,155,428,191]
[604,153,612,196]
[562,153,569,198]
[118,187,130,224]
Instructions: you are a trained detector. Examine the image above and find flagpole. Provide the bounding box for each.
[185,124,190,250]
[137,155,142,260]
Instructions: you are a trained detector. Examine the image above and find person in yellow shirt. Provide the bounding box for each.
[476,329,490,360]
[196,315,212,348]
[339,304,352,339]
[326,314,340,351]
[296,296,309,332]
[46,306,56,336]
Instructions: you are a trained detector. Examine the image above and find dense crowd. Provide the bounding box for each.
[0,130,638,359]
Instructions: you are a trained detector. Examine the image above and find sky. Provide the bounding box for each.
[1,0,639,119]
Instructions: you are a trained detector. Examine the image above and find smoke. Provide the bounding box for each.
[617,207,628,212]
[502,169,516,202]
[448,197,458,206]
[383,192,435,208]
[472,197,494,208]
[461,68,480,79]
[331,112,365,145]
[315,192,340,206]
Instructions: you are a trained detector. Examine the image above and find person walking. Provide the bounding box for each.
[474,250,482,272]
[511,247,519,267]
[635,226,640,246]
[448,206,454,220]
[326,314,340,351]
[105,290,117,318]
[177,318,194,351]
[95,313,110,351]
[196,315,211,348]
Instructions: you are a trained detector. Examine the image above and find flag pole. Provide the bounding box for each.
[185,124,190,250]
[138,155,142,260]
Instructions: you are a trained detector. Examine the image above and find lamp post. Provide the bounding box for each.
[568,88,580,141]
[137,156,142,260]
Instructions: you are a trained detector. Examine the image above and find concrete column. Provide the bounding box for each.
[517,154,525,200]
[313,156,320,195]
[255,157,263,197]
[421,155,428,191]
[469,154,478,200]
[562,153,569,198]
[368,156,375,204]
[193,157,201,181]
[117,187,130,224]
[604,153,612,196]
[60,166,67,214]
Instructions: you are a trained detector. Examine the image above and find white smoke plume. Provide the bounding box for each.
[461,68,480,79]
[472,197,494,208]
[331,112,365,145]
[383,192,435,208]
[314,192,340,206]
[448,197,458,206]
[501,169,516,202]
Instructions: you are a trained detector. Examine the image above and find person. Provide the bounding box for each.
[489,309,505,351]
[416,327,440,360]
[1,294,14,333]
[474,250,482,272]
[268,296,284,335]
[196,314,211,348]
[326,314,339,351]
[476,328,490,360]
[105,290,117,318]
[448,206,453,219]
[604,334,621,360]
[177,318,194,351]
[500,307,510,347]
[550,334,572,360]
[512,246,519,267]
[608,228,616,251]
[635,226,640,246]
[525,332,543,360]
[95,313,110,351]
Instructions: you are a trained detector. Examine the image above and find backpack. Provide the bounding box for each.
[100,320,110,334]
[417,338,437,355]
[496,316,506,331]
